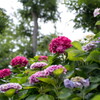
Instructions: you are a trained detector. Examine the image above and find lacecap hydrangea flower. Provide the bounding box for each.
[49,36,72,53]
[0,69,11,78]
[30,62,48,69]
[64,76,89,89]
[93,8,100,17]
[10,56,28,67]
[0,83,22,92]
[44,65,67,75]
[38,56,48,61]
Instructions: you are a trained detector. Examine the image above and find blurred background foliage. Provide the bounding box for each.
[65,0,100,33]
[0,0,100,68]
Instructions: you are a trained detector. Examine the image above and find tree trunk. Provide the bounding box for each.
[31,12,38,56]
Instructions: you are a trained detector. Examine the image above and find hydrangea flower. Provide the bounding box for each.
[0,69,11,78]
[10,56,28,67]
[64,76,89,88]
[29,71,49,84]
[30,62,48,69]
[64,79,75,88]
[93,8,100,17]
[82,43,97,52]
[38,56,48,61]
[44,65,67,75]
[0,83,22,92]
[71,76,90,87]
[49,36,72,53]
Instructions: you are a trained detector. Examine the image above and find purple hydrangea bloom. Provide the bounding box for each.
[80,79,90,87]
[44,65,67,75]
[0,83,22,92]
[64,79,75,88]
[73,82,82,88]
[82,43,97,52]
[64,76,90,89]
[30,62,48,69]
[29,71,49,84]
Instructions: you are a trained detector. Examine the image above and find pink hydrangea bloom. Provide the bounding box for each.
[38,56,48,61]
[0,69,11,78]
[93,8,100,17]
[44,65,67,75]
[30,62,48,69]
[10,56,28,67]
[29,71,49,84]
[49,36,72,53]
[0,83,22,92]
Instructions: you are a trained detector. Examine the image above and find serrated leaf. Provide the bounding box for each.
[10,78,18,83]
[58,88,72,99]
[26,95,37,100]
[84,84,99,94]
[37,94,54,100]
[95,21,100,25]
[92,95,100,100]
[86,50,100,63]
[37,77,56,86]
[53,68,64,76]
[68,50,83,61]
[23,86,37,89]
[5,89,16,97]
[72,41,82,50]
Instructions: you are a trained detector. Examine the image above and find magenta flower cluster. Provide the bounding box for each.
[93,8,100,17]
[49,36,72,53]
[0,83,22,92]
[0,69,11,78]
[38,56,48,61]
[29,65,67,84]
[30,62,48,69]
[64,76,90,88]
[10,56,28,67]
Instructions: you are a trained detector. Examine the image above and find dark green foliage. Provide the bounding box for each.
[65,0,100,33]
[19,0,59,22]
[0,8,9,34]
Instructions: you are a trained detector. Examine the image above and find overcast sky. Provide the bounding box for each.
[0,0,94,41]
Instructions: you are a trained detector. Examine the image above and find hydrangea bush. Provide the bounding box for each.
[0,9,100,100]
[0,35,99,100]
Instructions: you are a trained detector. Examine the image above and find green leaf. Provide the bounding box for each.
[53,68,64,76]
[84,84,99,94]
[72,41,82,50]
[86,50,100,63]
[23,86,37,89]
[18,76,28,84]
[26,95,37,100]
[10,78,18,83]
[64,65,72,71]
[92,95,100,100]
[37,94,54,100]
[72,97,82,100]
[37,77,56,86]
[17,90,28,100]
[95,21,100,25]
[58,88,72,99]
[68,50,84,61]
[0,93,8,100]
[90,76,100,83]
[5,89,16,97]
